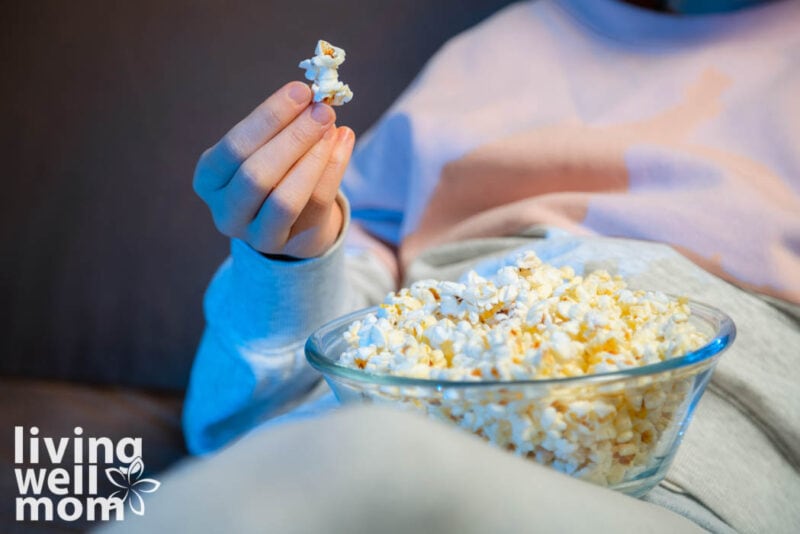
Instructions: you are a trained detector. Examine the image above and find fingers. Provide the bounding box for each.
[245,125,340,252]
[193,81,312,197]
[288,126,355,239]
[278,127,355,258]
[281,202,344,259]
[210,104,336,235]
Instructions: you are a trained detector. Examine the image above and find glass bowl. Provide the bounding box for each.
[305,300,735,497]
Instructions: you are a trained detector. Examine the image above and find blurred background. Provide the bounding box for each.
[0,1,515,531]
[1,0,515,391]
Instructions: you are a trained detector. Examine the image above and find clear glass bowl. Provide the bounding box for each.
[305,300,735,497]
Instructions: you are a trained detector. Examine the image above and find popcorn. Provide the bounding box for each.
[298,39,353,106]
[341,251,704,381]
[338,251,710,487]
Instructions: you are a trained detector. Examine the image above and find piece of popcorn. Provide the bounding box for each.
[298,39,353,106]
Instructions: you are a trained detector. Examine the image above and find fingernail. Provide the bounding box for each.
[289,83,310,104]
[311,103,334,124]
[337,127,353,144]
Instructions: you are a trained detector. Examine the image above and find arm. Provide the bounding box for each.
[183,197,397,454]
[182,81,403,454]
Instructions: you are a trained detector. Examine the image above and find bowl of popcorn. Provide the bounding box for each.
[305,251,735,497]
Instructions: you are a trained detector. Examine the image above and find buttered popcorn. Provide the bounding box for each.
[338,251,711,488]
[340,252,705,381]
[298,40,353,106]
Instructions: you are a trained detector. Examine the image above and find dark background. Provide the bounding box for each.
[1,2,518,532]
[0,0,517,392]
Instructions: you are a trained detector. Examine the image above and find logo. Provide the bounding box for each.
[14,426,160,522]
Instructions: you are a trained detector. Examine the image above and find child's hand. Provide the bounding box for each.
[193,81,355,258]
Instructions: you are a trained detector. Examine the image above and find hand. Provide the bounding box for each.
[193,81,355,258]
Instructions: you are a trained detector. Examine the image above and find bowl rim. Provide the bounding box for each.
[305,299,736,388]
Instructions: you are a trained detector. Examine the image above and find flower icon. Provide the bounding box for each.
[106,457,161,516]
